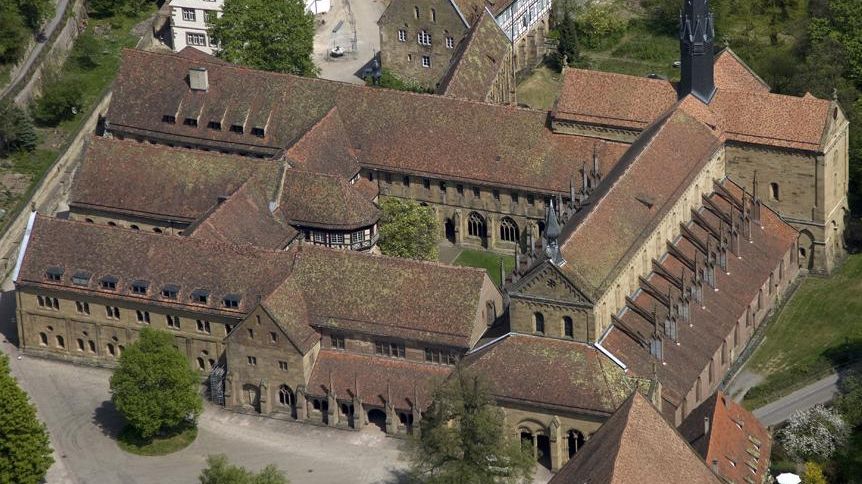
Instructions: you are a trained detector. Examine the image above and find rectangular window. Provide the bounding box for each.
[247,356,257,366]
[397,29,407,42]
[37,295,59,310]
[229,124,244,134]
[330,335,345,350]
[312,231,325,243]
[446,36,454,49]
[181,7,196,21]
[100,277,117,290]
[251,127,265,138]
[75,301,90,315]
[278,360,289,371]
[183,118,198,127]
[136,310,150,324]
[425,348,457,365]
[423,178,431,190]
[223,295,240,308]
[512,192,519,204]
[161,285,178,299]
[527,194,535,205]
[417,31,431,46]
[375,341,405,358]
[421,55,431,68]
[331,233,344,245]
[105,306,120,320]
[473,186,480,198]
[131,281,148,295]
[269,331,278,343]
[493,190,500,200]
[196,320,212,334]
[403,176,410,187]
[456,184,463,195]
[187,32,206,46]
[162,115,176,124]
[208,121,222,130]
[166,314,180,329]
[439,181,446,192]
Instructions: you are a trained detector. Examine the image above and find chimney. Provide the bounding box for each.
[704,416,710,436]
[678,0,716,103]
[189,67,209,91]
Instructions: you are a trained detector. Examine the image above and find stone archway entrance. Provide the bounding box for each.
[367,408,387,432]
[242,384,260,412]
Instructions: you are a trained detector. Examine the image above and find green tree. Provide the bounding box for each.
[72,33,102,70]
[0,101,38,155]
[0,354,53,484]
[378,198,439,261]
[110,327,203,439]
[200,454,289,484]
[801,461,827,484]
[835,371,862,428]
[556,10,579,68]
[642,0,681,35]
[407,370,534,483]
[32,73,83,126]
[574,0,628,49]
[209,0,318,76]
[0,0,29,64]
[17,0,54,30]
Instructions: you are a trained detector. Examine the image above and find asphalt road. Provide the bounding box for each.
[752,373,840,427]
[0,0,69,100]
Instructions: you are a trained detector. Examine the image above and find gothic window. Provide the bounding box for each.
[563,316,574,338]
[468,212,486,238]
[500,217,519,242]
[166,314,180,329]
[76,338,84,351]
[107,343,116,357]
[533,312,544,334]
[567,430,585,458]
[197,357,205,370]
[105,306,120,319]
[417,30,431,46]
[279,385,293,406]
[56,335,64,348]
[136,310,150,324]
[88,340,96,352]
[196,320,212,334]
[769,182,780,201]
[39,332,48,346]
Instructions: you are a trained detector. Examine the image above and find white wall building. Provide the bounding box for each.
[169,0,331,54]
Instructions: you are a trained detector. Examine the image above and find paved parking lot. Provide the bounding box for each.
[0,284,407,484]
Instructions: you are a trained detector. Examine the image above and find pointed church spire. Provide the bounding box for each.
[543,200,565,266]
[678,0,716,103]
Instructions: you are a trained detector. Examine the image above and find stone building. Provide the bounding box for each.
[378,0,550,90]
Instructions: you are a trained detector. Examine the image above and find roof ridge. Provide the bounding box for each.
[91,134,270,162]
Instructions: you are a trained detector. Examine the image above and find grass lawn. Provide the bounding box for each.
[516,66,562,110]
[742,254,862,409]
[117,424,198,456]
[453,249,515,287]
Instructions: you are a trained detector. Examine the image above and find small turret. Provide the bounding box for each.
[544,200,565,266]
[678,0,716,103]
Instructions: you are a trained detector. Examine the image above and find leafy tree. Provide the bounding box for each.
[0,0,29,64]
[801,461,827,484]
[835,371,862,428]
[0,354,53,484]
[110,327,203,439]
[209,0,318,76]
[574,0,628,49]
[556,10,579,68]
[32,73,83,126]
[407,369,534,483]
[200,454,288,484]
[0,101,38,155]
[642,0,681,35]
[17,0,54,30]
[777,404,849,462]
[72,33,102,70]
[378,198,439,261]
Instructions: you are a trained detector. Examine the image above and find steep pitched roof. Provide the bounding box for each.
[285,246,491,348]
[550,392,721,484]
[713,49,770,93]
[276,170,380,230]
[554,68,678,130]
[15,215,296,316]
[601,180,797,411]
[437,8,510,103]
[462,334,636,414]
[70,137,270,222]
[559,100,724,297]
[283,107,361,179]
[260,277,319,354]
[679,392,772,484]
[107,49,628,195]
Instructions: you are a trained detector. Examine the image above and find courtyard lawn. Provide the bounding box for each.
[453,249,515,288]
[516,66,562,110]
[742,254,862,410]
[117,424,198,456]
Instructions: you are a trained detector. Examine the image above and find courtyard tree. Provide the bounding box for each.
[209,0,318,76]
[378,198,440,261]
[407,369,534,483]
[555,10,579,68]
[0,354,53,484]
[777,404,849,462]
[0,101,38,156]
[200,454,289,484]
[110,327,203,439]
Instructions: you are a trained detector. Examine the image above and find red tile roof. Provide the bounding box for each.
[283,107,361,179]
[550,392,721,484]
[306,349,451,410]
[679,392,772,484]
[462,334,637,414]
[277,170,380,230]
[713,49,770,93]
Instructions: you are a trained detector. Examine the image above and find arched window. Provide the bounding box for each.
[197,357,206,370]
[500,217,519,242]
[414,6,419,18]
[533,312,544,334]
[153,227,163,234]
[430,8,436,22]
[39,332,48,345]
[563,316,573,338]
[468,212,486,238]
[76,338,84,351]
[56,335,64,348]
[107,343,115,356]
[770,182,780,201]
[567,430,585,458]
[278,385,294,406]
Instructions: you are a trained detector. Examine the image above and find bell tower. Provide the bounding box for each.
[678,0,716,103]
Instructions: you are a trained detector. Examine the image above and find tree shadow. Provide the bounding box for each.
[92,399,125,439]
[823,338,862,391]
[0,290,19,347]
[382,468,410,484]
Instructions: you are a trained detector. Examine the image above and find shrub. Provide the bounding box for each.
[0,102,38,155]
[575,1,628,49]
[32,74,83,126]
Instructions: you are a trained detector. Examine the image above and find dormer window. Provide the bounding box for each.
[251,127,265,138]
[191,289,209,304]
[183,118,198,127]
[229,124,244,134]
[208,121,221,130]
[223,294,240,309]
[100,276,118,290]
[162,115,176,124]
[71,271,91,286]
[161,284,179,299]
[46,266,63,282]
[131,280,149,295]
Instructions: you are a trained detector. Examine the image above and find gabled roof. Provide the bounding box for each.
[553,68,678,130]
[70,137,271,222]
[276,170,379,230]
[713,49,770,93]
[437,8,510,103]
[679,392,772,484]
[550,392,721,484]
[259,277,319,354]
[107,49,629,195]
[462,334,636,414]
[559,99,724,297]
[283,107,361,179]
